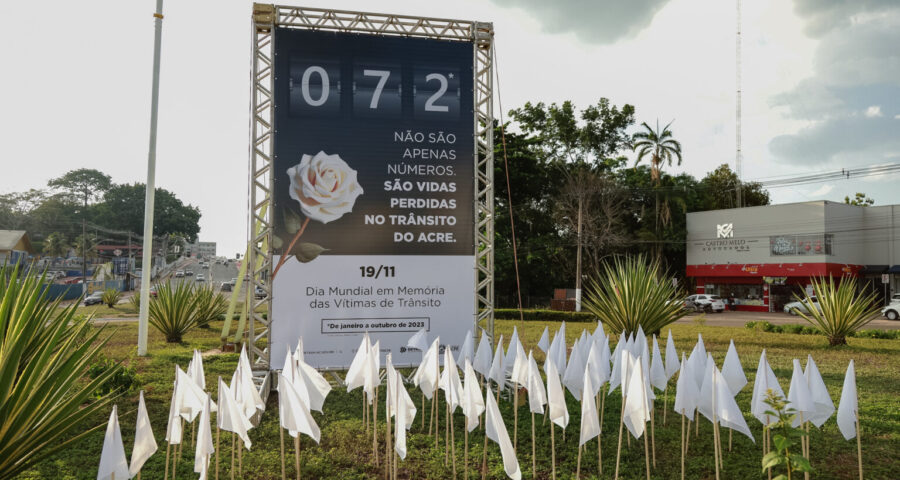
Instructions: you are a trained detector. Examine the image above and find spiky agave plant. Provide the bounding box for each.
[582,254,686,336]
[148,281,198,342]
[192,285,227,329]
[101,287,122,308]
[794,276,880,346]
[0,265,121,480]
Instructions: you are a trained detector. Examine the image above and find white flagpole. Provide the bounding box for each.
[651,406,656,467]
[576,443,583,479]
[664,385,669,425]
[531,411,536,478]
[598,386,605,477]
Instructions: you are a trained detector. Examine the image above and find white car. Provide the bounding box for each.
[175,270,185,278]
[685,294,726,313]
[882,304,900,320]
[196,274,206,282]
[784,297,820,315]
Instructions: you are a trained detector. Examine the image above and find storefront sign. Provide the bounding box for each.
[716,223,734,238]
[883,273,890,284]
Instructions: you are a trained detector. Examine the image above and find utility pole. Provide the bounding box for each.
[735,0,743,208]
[575,195,583,312]
[138,0,164,356]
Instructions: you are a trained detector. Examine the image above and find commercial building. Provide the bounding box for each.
[686,201,899,312]
[187,241,217,259]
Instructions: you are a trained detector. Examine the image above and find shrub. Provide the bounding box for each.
[794,276,881,346]
[582,254,686,335]
[761,390,812,479]
[492,309,595,322]
[0,264,121,479]
[148,281,198,343]
[193,286,228,328]
[129,291,141,311]
[101,288,121,308]
[88,356,136,398]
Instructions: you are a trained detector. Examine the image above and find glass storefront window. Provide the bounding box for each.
[705,284,765,306]
[770,234,833,256]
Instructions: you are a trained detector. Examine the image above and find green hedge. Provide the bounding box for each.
[745,321,900,340]
[216,313,268,321]
[493,309,596,322]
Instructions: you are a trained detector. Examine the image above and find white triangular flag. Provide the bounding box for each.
[232,346,266,420]
[440,348,463,412]
[697,354,717,422]
[787,358,815,428]
[607,334,625,394]
[345,333,371,392]
[836,360,858,440]
[623,353,650,439]
[295,340,332,413]
[721,340,748,396]
[592,322,606,346]
[673,352,699,419]
[537,326,550,353]
[664,330,680,380]
[804,355,834,428]
[457,329,475,369]
[546,322,568,377]
[97,405,129,480]
[485,392,522,480]
[649,334,668,391]
[687,334,707,389]
[407,328,428,353]
[412,337,440,398]
[392,364,417,459]
[278,373,321,442]
[504,327,521,377]
[188,349,206,391]
[546,358,569,429]
[129,391,157,477]
[584,340,604,396]
[526,351,547,415]
[282,347,310,410]
[714,368,754,441]
[463,359,486,431]
[509,340,529,389]
[562,338,586,398]
[599,334,611,386]
[488,334,506,391]
[217,377,252,449]
[193,397,214,480]
[165,367,184,445]
[473,330,493,376]
[363,340,381,402]
[579,364,601,446]
[176,365,216,422]
[750,349,785,426]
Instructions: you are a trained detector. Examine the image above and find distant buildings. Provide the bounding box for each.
[187,241,217,259]
[0,230,34,264]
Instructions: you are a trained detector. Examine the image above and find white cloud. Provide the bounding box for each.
[865,105,883,117]
[808,184,834,197]
[895,114,900,119]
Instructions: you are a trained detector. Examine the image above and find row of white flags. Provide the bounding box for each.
[100,325,863,479]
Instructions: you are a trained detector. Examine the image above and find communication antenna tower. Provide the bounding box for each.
[735,0,743,207]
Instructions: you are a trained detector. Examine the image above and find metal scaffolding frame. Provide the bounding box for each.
[247,4,495,377]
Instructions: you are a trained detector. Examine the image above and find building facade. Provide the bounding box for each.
[686,201,899,312]
[187,241,217,259]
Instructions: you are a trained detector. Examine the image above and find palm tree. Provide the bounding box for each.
[633,120,682,261]
[42,232,68,259]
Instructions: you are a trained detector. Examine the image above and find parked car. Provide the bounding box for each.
[84,291,104,306]
[685,294,726,313]
[882,303,900,320]
[149,285,158,297]
[784,297,820,315]
[175,270,185,278]
[255,286,266,299]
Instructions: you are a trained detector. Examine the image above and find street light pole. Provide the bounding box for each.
[138,0,164,356]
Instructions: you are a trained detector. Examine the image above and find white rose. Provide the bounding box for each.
[286,151,364,224]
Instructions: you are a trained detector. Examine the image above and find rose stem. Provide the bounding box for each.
[272,217,311,280]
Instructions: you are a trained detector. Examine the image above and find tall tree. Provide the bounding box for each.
[700,164,769,209]
[96,183,201,241]
[47,169,112,206]
[632,120,683,261]
[42,232,69,258]
[844,192,874,206]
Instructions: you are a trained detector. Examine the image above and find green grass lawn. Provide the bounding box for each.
[17,319,900,479]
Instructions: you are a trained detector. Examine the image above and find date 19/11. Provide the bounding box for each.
[359,265,396,278]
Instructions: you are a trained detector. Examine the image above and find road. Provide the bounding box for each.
[171,257,239,292]
[675,310,900,330]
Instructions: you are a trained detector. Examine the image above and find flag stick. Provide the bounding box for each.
[651,407,656,467]
[482,420,489,480]
[385,394,392,480]
[513,387,519,452]
[685,419,691,453]
[804,422,810,480]
[422,392,426,430]
[191,421,195,448]
[613,394,626,480]
[137,471,141,480]
[729,428,732,452]
[239,439,242,475]
[445,401,450,466]
[599,386,606,477]
[855,411,863,480]
[663,385,669,425]
[294,436,301,480]
[713,421,721,480]
[550,421,556,480]
[766,426,772,480]
[451,409,457,479]
[279,427,286,480]
[644,423,651,480]
[434,388,440,451]
[364,391,368,433]
[531,411,536,478]
[695,411,699,436]
[465,417,470,480]
[216,424,220,480]
[164,443,171,480]
[430,386,437,438]
[374,386,380,466]
[230,434,235,480]
[680,410,685,480]
[576,443,583,479]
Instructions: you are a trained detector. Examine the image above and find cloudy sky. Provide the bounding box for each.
[1,0,898,256]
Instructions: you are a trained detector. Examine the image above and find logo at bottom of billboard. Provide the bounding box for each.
[270,255,474,370]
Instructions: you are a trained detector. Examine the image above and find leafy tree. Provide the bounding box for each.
[73,233,99,262]
[844,192,874,206]
[96,183,201,241]
[0,189,47,231]
[508,99,635,169]
[632,120,683,262]
[700,164,770,209]
[42,232,69,258]
[47,168,112,206]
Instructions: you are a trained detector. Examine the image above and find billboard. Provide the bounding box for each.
[270,27,476,370]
